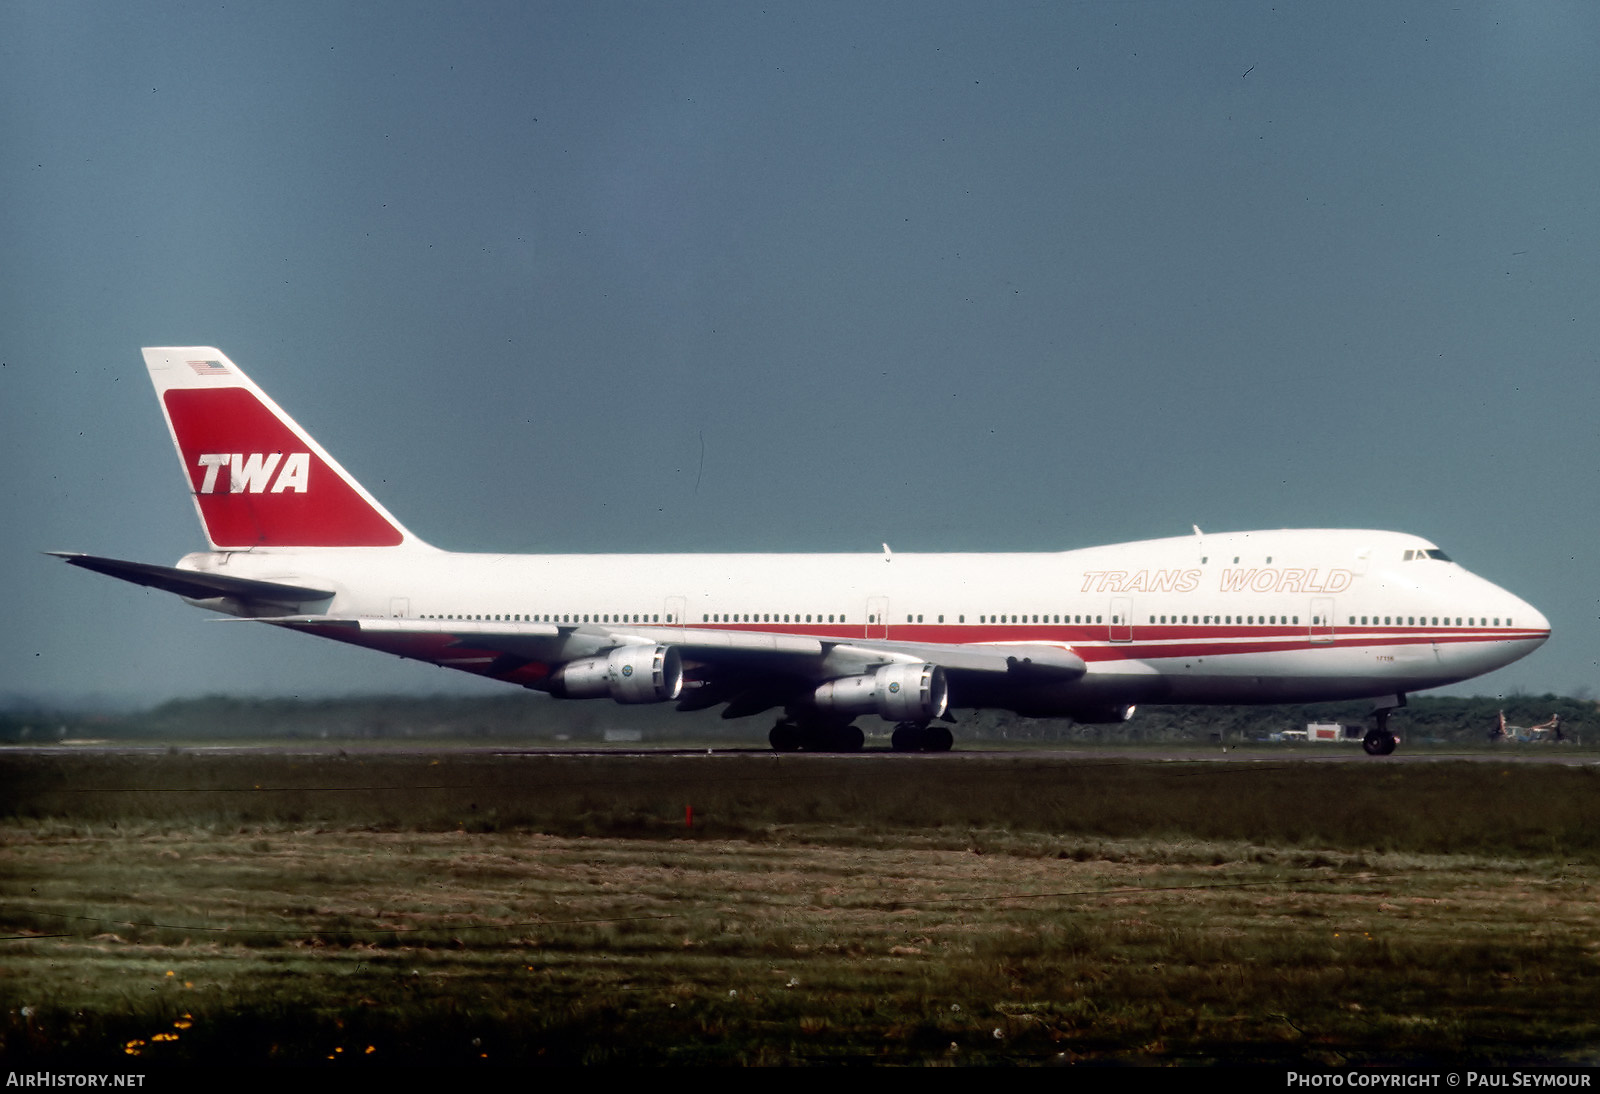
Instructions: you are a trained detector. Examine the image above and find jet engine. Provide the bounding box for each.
[549,644,683,704]
[813,662,948,722]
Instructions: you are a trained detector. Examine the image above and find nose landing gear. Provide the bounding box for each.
[1362,725,1398,755]
[1362,695,1405,756]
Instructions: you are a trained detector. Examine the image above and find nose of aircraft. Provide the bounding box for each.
[1488,582,1551,677]
[1462,585,1551,680]
[1517,595,1552,647]
[1457,566,1551,646]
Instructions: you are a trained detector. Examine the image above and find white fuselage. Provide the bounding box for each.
[181,526,1549,713]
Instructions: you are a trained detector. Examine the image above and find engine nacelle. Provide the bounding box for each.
[813,662,948,722]
[549,644,683,704]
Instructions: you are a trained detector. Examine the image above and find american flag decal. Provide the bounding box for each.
[187,359,230,376]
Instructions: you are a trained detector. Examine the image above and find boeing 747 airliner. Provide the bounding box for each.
[55,347,1550,755]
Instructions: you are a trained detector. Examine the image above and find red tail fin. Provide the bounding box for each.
[144,347,424,550]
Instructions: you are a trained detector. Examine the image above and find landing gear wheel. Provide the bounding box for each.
[787,719,861,752]
[769,721,802,752]
[1363,705,1400,756]
[1362,728,1398,756]
[890,722,953,752]
[891,723,925,752]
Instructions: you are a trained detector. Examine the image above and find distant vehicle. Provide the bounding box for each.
[1266,724,1365,744]
[1304,723,1363,743]
[56,348,1550,756]
[1489,712,1567,744]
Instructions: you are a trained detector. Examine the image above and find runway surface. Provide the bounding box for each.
[6,740,1598,765]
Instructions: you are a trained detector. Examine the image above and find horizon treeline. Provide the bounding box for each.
[1,692,1592,745]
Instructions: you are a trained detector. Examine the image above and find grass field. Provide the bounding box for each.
[4,748,1600,1065]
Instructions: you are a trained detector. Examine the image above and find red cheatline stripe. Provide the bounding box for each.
[331,619,1544,672]
[658,621,1546,649]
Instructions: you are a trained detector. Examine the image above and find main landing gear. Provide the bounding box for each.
[1362,695,1405,756]
[769,718,864,753]
[891,721,953,753]
[767,718,956,753]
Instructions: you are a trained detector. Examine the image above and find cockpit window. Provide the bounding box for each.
[1404,548,1453,562]
[1426,549,1451,561]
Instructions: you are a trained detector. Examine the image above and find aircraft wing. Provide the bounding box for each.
[257,615,1086,714]
[265,616,1084,676]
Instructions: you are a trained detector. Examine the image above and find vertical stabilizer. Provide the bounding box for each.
[143,347,428,550]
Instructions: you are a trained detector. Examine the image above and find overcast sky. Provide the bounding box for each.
[3,2,1596,708]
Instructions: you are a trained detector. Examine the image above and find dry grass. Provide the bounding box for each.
[5,750,1600,1065]
[6,821,1600,1065]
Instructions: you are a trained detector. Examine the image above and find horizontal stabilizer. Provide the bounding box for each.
[49,552,334,605]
